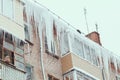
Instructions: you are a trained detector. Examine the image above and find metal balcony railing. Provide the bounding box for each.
[0,59,26,80]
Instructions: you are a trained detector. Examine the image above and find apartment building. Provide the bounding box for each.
[0,0,120,80]
[0,0,26,80]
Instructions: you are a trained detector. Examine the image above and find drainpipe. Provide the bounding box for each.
[38,30,46,80]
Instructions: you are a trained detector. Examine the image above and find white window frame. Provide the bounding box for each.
[0,0,14,19]
[25,64,33,80]
[116,75,120,80]
[0,0,2,13]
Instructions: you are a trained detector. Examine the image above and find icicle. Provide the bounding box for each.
[24,0,120,79]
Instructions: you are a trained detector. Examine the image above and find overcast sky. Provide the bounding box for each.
[37,0,120,56]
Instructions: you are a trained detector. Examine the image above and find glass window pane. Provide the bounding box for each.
[15,61,25,71]
[4,49,14,64]
[26,65,33,80]
[15,54,24,63]
[71,36,84,57]
[15,47,24,55]
[84,45,91,61]
[0,45,2,59]
[3,0,13,18]
[5,32,13,44]
[15,38,24,49]
[0,29,4,45]
[0,0,2,13]
[60,32,69,54]
[23,7,27,22]
[24,24,30,40]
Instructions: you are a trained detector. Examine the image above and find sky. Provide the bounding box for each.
[36,0,120,56]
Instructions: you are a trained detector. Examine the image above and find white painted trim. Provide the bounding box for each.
[63,67,100,80]
[73,67,100,80]
[0,26,25,41]
[73,70,77,80]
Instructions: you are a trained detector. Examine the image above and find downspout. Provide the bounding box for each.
[38,28,46,80]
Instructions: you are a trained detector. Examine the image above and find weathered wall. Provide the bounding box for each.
[24,21,63,80]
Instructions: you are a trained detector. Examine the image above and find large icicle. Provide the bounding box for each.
[24,0,120,79]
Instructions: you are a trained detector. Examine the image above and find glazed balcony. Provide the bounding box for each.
[0,59,25,80]
[61,52,103,80]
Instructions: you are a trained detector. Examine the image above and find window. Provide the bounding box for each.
[3,49,14,64]
[48,75,59,80]
[15,60,25,71]
[117,64,120,73]
[24,24,30,41]
[53,23,57,37]
[51,41,55,54]
[71,37,84,57]
[63,71,74,80]
[5,32,13,44]
[0,45,2,59]
[0,0,2,13]
[45,36,48,52]
[14,38,24,71]
[53,23,58,55]
[26,65,33,80]
[3,0,13,18]
[77,71,96,80]
[15,54,24,63]
[84,44,91,61]
[15,38,24,55]
[90,48,98,66]
[110,61,115,72]
[0,29,25,71]
[116,76,120,80]
[0,29,4,45]
[60,32,69,54]
[64,70,96,80]
[23,7,27,22]
[16,39,24,49]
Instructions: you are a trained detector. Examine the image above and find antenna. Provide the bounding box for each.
[95,23,98,32]
[84,8,89,33]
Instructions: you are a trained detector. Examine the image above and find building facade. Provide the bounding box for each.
[0,0,120,80]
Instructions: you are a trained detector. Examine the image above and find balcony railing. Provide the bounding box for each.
[0,59,25,80]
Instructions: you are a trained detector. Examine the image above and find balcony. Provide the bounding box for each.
[0,59,25,80]
[61,52,103,80]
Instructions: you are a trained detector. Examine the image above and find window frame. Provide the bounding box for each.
[0,29,4,45]
[0,0,2,14]
[0,29,25,71]
[84,44,91,61]
[5,32,14,44]
[2,0,14,19]
[116,75,120,80]
[3,48,14,65]
[25,64,33,80]
[48,74,59,80]
[24,23,30,41]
